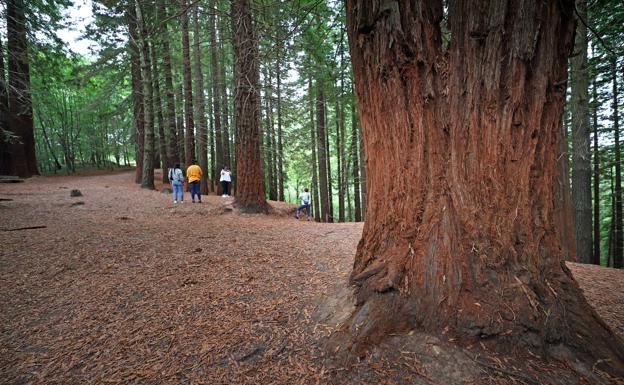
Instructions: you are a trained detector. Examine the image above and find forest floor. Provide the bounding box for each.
[1,170,623,385]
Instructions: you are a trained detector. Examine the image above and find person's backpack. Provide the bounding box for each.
[170,168,184,183]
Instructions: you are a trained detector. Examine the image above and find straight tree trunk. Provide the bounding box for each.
[135,0,154,189]
[351,97,361,222]
[316,80,330,222]
[159,3,178,172]
[0,38,10,174]
[150,29,168,183]
[6,0,37,177]
[276,50,285,201]
[612,58,623,269]
[219,17,232,171]
[181,0,195,168]
[310,77,320,222]
[176,81,185,166]
[344,0,624,372]
[127,4,144,184]
[193,5,209,195]
[210,0,224,177]
[571,0,591,263]
[231,0,267,213]
[555,113,576,261]
[592,74,600,265]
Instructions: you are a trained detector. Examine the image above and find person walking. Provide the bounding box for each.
[186,159,203,203]
[168,164,185,203]
[296,188,311,220]
[220,166,232,197]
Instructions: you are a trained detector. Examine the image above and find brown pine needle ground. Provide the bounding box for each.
[1,170,622,385]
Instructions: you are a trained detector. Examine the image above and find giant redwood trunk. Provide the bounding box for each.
[231,0,267,213]
[0,38,10,175]
[6,0,37,177]
[346,0,624,372]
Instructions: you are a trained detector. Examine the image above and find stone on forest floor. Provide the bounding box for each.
[70,189,82,197]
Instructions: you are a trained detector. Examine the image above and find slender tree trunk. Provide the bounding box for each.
[160,3,178,169]
[219,16,232,171]
[210,0,224,177]
[592,73,600,265]
[6,0,37,177]
[555,115,577,261]
[231,0,267,212]
[613,58,623,269]
[310,77,320,222]
[176,81,185,166]
[181,0,195,168]
[0,38,10,174]
[127,4,144,184]
[218,8,233,167]
[135,0,154,189]
[316,80,330,222]
[151,28,168,183]
[326,117,333,221]
[193,5,209,195]
[276,50,285,201]
[571,0,591,263]
[351,96,361,222]
[344,0,624,372]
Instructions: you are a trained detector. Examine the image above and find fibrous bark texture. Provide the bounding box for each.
[346,0,624,374]
[128,4,144,184]
[231,0,267,213]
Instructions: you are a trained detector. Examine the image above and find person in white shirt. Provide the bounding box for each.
[295,188,311,220]
[220,166,232,197]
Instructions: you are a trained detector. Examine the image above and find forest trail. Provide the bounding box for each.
[1,170,622,385]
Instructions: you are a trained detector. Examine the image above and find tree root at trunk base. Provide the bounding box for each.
[313,284,624,385]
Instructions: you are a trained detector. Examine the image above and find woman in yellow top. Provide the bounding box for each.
[186,159,203,203]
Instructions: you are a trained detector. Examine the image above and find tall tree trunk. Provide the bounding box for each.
[344,0,624,372]
[160,3,178,169]
[181,0,195,168]
[127,4,144,184]
[351,97,361,222]
[176,81,186,165]
[613,58,623,269]
[592,73,600,265]
[571,0,591,263]
[135,0,154,189]
[276,50,285,201]
[231,0,267,212]
[310,77,320,222]
[0,38,10,174]
[151,27,168,183]
[210,0,224,177]
[555,116,576,261]
[6,0,37,177]
[219,15,232,171]
[193,4,209,195]
[316,80,330,222]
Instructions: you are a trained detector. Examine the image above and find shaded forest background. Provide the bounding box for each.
[0,0,623,266]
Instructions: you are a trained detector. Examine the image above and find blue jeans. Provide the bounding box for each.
[296,203,310,218]
[172,182,183,201]
[189,181,201,201]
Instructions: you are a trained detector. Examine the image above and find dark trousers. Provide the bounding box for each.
[189,181,201,201]
[221,181,230,195]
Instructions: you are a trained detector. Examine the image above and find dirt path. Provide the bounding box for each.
[1,171,622,385]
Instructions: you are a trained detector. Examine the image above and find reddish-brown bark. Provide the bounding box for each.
[231,0,267,213]
[345,0,624,374]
